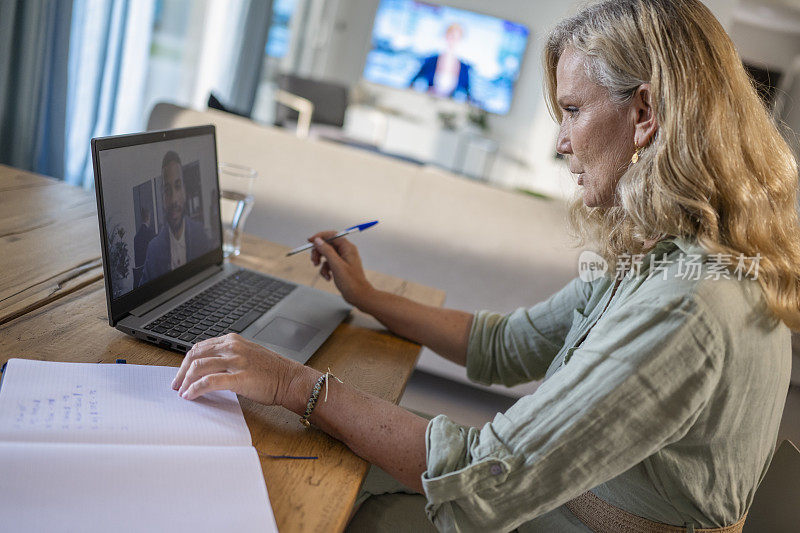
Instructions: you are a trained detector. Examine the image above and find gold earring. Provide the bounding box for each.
[631,143,641,164]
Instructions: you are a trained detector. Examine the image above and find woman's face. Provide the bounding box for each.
[555,47,636,208]
[445,25,463,49]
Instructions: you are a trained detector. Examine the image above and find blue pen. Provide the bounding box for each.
[285,220,379,256]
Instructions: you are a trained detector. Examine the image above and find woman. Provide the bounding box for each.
[409,23,471,100]
[173,0,799,530]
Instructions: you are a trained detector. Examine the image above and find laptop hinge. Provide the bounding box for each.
[129,265,223,317]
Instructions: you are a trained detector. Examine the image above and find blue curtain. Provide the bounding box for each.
[227,0,274,115]
[0,0,154,187]
[65,0,155,187]
[0,0,73,180]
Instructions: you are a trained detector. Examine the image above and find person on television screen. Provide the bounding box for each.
[139,151,210,286]
[409,23,471,100]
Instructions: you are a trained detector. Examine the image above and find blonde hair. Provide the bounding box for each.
[544,0,800,330]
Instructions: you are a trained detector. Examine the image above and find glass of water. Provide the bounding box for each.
[218,162,257,257]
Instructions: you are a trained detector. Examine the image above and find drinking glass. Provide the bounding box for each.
[218,162,256,257]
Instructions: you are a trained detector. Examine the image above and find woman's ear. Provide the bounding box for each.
[633,83,658,147]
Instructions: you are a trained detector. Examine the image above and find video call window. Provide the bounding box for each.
[98,135,221,300]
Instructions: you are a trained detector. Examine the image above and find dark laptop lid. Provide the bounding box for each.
[91,125,224,326]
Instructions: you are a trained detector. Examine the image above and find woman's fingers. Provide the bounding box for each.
[182,372,238,401]
[172,334,236,390]
[308,231,338,266]
[313,237,347,271]
[320,261,331,281]
[308,230,338,242]
[306,230,361,275]
[329,236,357,258]
[177,356,231,396]
[173,331,298,406]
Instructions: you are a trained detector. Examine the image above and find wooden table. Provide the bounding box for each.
[0,164,445,532]
[0,165,104,324]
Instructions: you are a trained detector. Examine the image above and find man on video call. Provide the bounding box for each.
[139,151,210,286]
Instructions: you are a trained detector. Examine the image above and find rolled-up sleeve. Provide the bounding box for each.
[423,294,724,532]
[467,277,594,387]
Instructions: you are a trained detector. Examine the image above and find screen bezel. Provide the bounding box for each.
[91,124,224,326]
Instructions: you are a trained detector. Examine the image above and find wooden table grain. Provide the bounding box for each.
[0,164,104,325]
[0,167,445,533]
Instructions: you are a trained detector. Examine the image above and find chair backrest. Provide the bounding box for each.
[743,439,800,532]
[274,74,349,128]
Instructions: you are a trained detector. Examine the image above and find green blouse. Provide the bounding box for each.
[421,238,791,532]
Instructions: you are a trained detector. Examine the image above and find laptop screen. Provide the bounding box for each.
[95,130,222,301]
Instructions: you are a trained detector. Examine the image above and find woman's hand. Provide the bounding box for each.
[171,333,302,403]
[308,231,375,308]
[172,338,428,494]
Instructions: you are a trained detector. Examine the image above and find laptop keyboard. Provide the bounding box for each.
[143,270,295,345]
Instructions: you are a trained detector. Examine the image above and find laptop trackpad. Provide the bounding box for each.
[254,317,319,352]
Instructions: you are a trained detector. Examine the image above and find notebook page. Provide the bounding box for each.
[0,441,278,533]
[0,359,251,447]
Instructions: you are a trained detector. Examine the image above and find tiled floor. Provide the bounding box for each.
[402,371,800,450]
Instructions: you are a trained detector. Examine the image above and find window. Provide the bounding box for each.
[266,0,299,58]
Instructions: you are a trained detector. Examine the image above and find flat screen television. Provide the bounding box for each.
[362,0,529,115]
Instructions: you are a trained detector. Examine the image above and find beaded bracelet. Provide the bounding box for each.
[299,368,342,427]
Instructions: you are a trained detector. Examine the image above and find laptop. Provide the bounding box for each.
[90,124,351,361]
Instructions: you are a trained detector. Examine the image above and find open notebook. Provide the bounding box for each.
[0,358,278,533]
